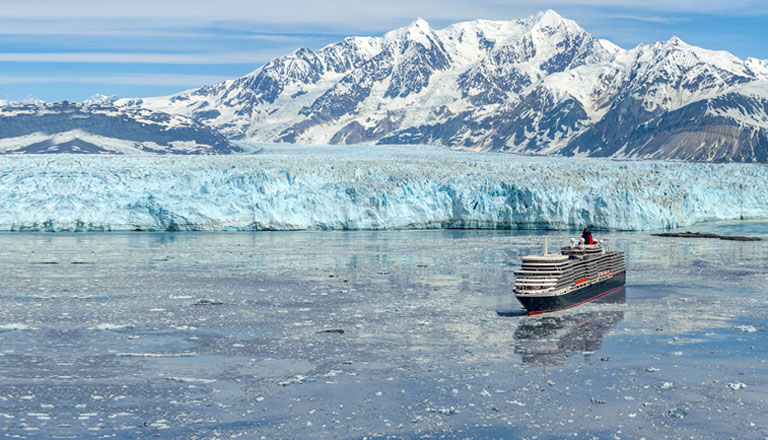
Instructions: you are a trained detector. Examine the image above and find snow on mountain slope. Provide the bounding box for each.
[120,35,384,139]
[0,102,240,154]
[83,94,119,106]
[604,82,768,162]
[115,10,768,162]
[118,11,617,144]
[1,145,766,231]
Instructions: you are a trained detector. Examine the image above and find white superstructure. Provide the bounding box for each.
[514,238,625,297]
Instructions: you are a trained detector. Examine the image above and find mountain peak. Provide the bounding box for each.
[527,9,586,37]
[22,96,46,105]
[409,17,430,30]
[385,17,435,48]
[666,36,687,47]
[533,9,566,27]
[83,94,118,106]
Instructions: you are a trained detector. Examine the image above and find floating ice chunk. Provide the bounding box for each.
[27,413,50,419]
[279,375,313,386]
[728,382,747,391]
[149,420,170,429]
[667,408,686,418]
[0,323,39,331]
[661,382,674,390]
[107,412,133,419]
[733,325,758,334]
[646,367,660,372]
[171,325,196,331]
[87,323,134,331]
[166,377,216,384]
[116,352,198,358]
[427,407,458,415]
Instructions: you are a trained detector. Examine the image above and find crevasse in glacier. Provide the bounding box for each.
[0,145,765,231]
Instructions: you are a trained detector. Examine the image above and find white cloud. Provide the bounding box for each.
[605,14,683,24]
[0,50,291,65]
[0,73,233,87]
[0,1,763,51]
[0,1,764,101]
[3,0,766,24]
[0,22,327,45]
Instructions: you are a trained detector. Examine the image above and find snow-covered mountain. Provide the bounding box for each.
[120,10,768,162]
[0,102,239,154]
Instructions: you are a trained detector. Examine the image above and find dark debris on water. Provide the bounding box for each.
[192,299,224,306]
[652,232,761,241]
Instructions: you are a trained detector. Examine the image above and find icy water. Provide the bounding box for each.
[0,222,767,439]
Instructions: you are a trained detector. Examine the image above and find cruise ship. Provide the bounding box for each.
[514,237,625,315]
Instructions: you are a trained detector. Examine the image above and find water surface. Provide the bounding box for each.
[0,223,766,439]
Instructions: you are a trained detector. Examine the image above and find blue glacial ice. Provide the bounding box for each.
[0,144,766,231]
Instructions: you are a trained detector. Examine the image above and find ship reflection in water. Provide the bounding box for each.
[513,288,626,366]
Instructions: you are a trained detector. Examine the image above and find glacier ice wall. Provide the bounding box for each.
[0,145,766,231]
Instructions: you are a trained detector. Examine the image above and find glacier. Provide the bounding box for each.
[0,144,766,232]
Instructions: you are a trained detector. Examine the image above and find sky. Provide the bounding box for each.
[1,0,767,102]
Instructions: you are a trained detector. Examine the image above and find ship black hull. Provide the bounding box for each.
[515,272,626,315]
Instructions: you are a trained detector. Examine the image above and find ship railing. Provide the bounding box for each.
[514,286,557,295]
[516,280,562,286]
[515,270,564,276]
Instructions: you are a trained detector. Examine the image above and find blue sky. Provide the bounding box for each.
[1,0,766,102]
